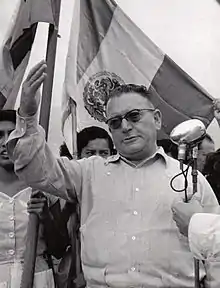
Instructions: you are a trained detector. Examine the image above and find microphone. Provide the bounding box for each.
[189,213,220,262]
[170,120,206,286]
[170,119,206,168]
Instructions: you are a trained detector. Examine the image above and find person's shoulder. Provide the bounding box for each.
[165,154,179,165]
[164,153,181,170]
[77,155,105,163]
[77,155,107,169]
[63,155,119,172]
[157,147,179,169]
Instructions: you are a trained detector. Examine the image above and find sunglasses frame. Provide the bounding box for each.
[106,108,155,130]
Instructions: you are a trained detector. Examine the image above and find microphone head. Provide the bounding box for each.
[188,213,220,261]
[170,119,206,146]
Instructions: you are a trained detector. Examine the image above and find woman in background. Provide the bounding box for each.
[203,149,220,204]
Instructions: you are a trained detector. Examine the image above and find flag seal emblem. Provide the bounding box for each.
[83,71,125,122]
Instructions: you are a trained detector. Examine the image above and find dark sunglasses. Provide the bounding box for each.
[106,108,155,130]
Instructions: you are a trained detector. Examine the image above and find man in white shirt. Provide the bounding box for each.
[7,61,220,288]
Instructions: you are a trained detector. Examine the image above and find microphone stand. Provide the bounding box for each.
[176,144,200,287]
[191,145,200,288]
[169,119,207,288]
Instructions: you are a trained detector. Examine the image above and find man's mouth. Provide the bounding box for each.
[123,136,138,143]
[0,150,9,158]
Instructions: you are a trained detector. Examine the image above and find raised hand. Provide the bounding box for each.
[20,60,47,117]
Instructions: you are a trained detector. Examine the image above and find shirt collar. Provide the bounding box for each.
[105,146,169,167]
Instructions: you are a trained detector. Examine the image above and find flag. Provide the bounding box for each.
[62,0,214,152]
[0,0,56,109]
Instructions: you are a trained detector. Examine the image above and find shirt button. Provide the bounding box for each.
[9,199,14,204]
[135,188,139,192]
[130,267,136,272]
[8,249,15,255]
[107,172,111,175]
[9,232,14,238]
[132,236,136,241]
[9,216,14,221]
[133,210,138,215]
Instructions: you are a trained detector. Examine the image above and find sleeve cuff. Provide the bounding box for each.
[7,111,39,142]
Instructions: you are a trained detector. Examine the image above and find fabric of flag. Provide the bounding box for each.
[0,0,55,109]
[62,0,214,151]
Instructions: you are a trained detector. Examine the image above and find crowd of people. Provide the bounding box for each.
[1,60,220,288]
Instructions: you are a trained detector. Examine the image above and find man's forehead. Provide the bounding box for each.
[106,92,152,116]
[85,138,110,149]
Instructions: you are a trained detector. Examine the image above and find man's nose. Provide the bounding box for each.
[1,133,9,146]
[121,118,132,132]
[0,139,6,148]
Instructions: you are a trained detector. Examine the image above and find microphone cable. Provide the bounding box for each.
[170,160,193,203]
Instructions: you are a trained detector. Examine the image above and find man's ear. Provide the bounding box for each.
[154,109,162,131]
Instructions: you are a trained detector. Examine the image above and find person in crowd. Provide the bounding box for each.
[158,100,220,171]
[157,135,215,171]
[196,99,220,173]
[58,128,115,288]
[0,109,68,287]
[6,61,220,287]
[77,126,115,158]
[197,134,215,173]
[203,149,220,204]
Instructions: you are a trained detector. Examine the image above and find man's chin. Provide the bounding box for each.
[120,146,144,159]
[123,141,142,152]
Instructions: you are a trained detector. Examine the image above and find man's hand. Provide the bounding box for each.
[19,60,47,117]
[213,99,220,125]
[27,191,48,221]
[171,196,203,237]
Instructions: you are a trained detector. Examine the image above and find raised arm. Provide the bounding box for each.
[7,61,82,202]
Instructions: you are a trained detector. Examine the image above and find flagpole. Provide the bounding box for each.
[70,98,78,159]
[20,0,62,287]
[39,0,61,138]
